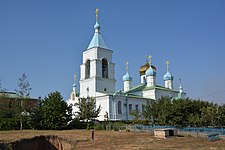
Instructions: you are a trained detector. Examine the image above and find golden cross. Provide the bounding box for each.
[166,61,170,71]
[148,55,152,64]
[126,61,129,73]
[74,73,76,82]
[96,8,99,21]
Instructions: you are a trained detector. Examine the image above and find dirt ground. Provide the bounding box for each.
[0,130,225,150]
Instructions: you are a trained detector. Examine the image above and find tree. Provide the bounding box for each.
[15,73,32,130]
[76,97,101,124]
[156,97,172,125]
[37,91,72,130]
[143,99,157,124]
[15,73,31,98]
[217,104,225,127]
[130,110,142,124]
[201,105,218,127]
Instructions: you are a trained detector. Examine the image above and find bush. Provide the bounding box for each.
[0,118,20,130]
[68,119,87,129]
[112,122,126,131]
[87,123,95,130]
[94,124,105,130]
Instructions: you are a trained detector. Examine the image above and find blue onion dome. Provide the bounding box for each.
[123,73,132,81]
[94,21,100,30]
[163,71,174,81]
[73,83,76,87]
[145,65,156,76]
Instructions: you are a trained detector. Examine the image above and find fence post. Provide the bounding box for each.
[92,130,95,141]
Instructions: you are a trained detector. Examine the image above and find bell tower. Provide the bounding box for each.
[79,8,116,97]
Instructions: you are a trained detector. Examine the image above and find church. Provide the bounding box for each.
[67,9,186,121]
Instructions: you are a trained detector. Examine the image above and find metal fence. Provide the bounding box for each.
[126,124,225,136]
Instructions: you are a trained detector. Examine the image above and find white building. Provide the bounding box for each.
[67,10,186,121]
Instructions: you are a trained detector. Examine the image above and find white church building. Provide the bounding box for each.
[67,10,186,121]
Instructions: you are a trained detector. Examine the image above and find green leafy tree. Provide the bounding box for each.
[188,114,202,127]
[143,99,157,124]
[130,110,142,124]
[156,97,172,125]
[76,97,101,124]
[217,104,225,127]
[0,80,21,130]
[38,91,72,130]
[169,98,194,127]
[30,101,43,129]
[201,105,218,127]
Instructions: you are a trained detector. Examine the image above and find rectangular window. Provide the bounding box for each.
[142,104,145,113]
[118,101,122,114]
[129,104,132,114]
[135,105,139,112]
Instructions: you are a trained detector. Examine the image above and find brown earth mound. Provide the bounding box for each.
[0,135,73,150]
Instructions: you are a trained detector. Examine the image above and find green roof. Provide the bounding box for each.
[125,84,179,94]
[0,92,19,98]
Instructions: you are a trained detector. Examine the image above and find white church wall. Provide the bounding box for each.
[105,95,147,121]
[97,48,113,62]
[155,89,178,100]
[79,79,96,97]
[82,48,97,63]
[80,64,85,80]
[126,97,147,120]
[90,59,97,78]
[96,78,115,93]
[96,60,102,78]
[83,48,113,63]
[95,95,110,121]
[67,97,79,118]
[108,62,115,80]
[142,89,156,99]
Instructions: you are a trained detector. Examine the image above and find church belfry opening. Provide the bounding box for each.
[85,60,90,79]
[102,58,108,78]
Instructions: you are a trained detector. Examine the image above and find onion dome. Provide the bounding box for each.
[163,61,173,80]
[94,21,100,30]
[163,71,174,81]
[139,62,156,75]
[146,65,156,76]
[73,83,76,88]
[87,8,108,50]
[123,73,132,81]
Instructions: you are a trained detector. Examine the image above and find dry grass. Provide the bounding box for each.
[0,130,225,150]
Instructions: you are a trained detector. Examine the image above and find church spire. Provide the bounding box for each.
[166,61,170,72]
[126,61,129,73]
[73,73,76,92]
[96,8,99,22]
[87,8,108,49]
[148,55,152,64]
[123,61,132,92]
[179,78,183,93]
[163,60,174,89]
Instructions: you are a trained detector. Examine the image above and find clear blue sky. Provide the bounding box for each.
[1,0,225,103]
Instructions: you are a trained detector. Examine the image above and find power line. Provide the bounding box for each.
[197,90,225,99]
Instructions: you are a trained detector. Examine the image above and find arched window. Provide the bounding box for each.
[118,101,122,114]
[102,59,108,78]
[85,60,90,79]
[72,93,75,100]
